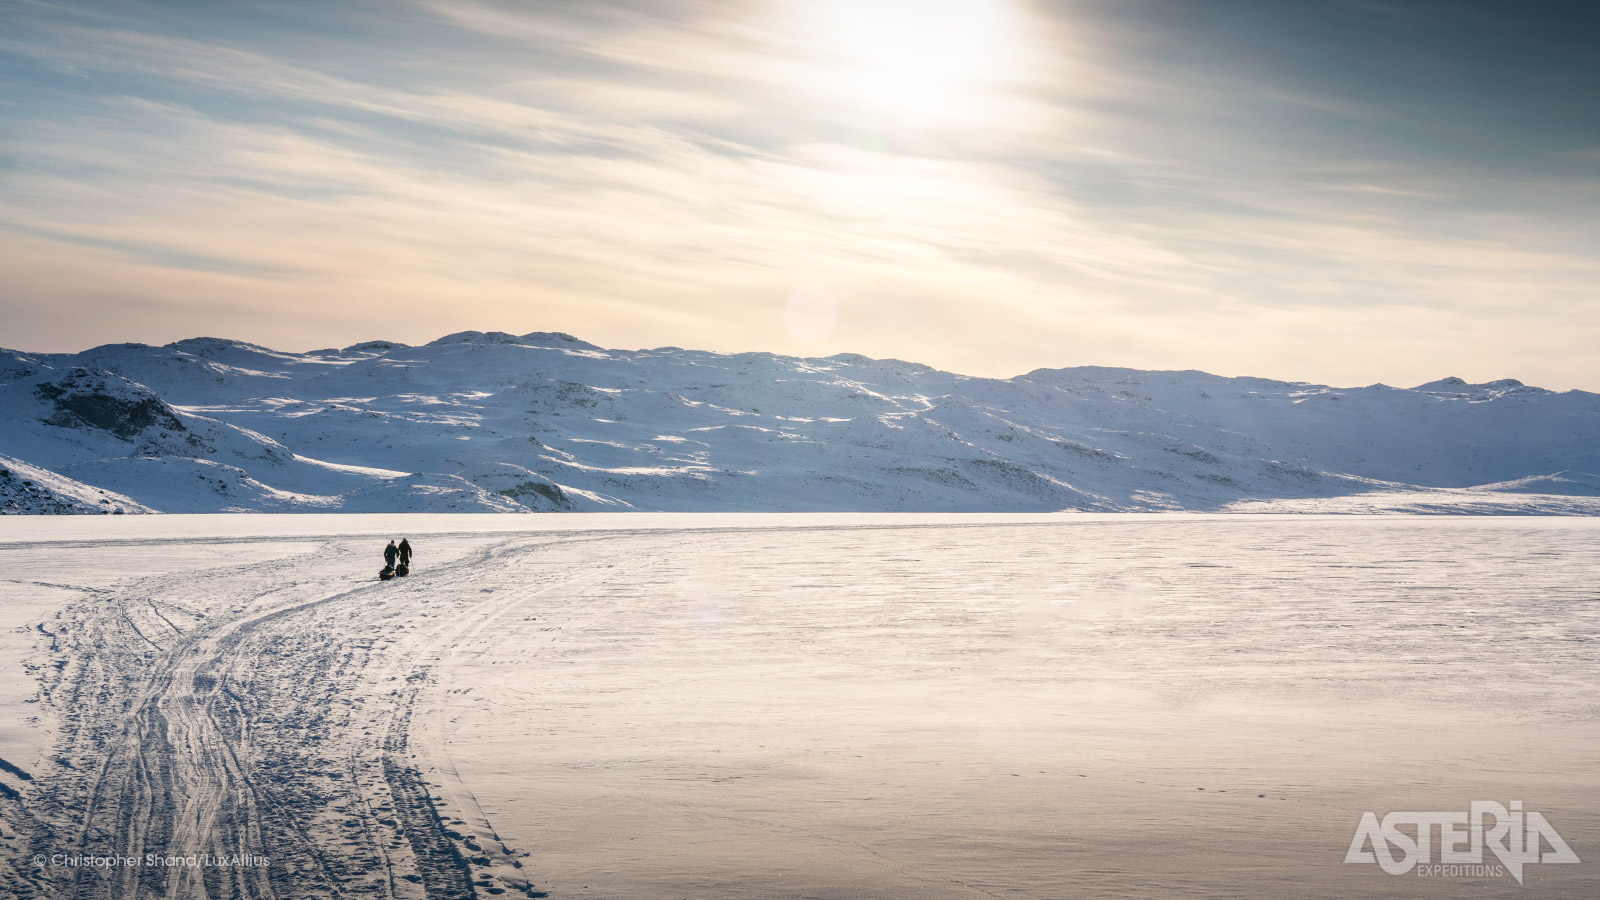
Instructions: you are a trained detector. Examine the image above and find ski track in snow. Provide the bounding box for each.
[0,533,622,899]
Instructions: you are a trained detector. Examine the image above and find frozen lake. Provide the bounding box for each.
[1,515,1597,899]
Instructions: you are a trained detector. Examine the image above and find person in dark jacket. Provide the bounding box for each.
[383,540,398,570]
[397,538,412,567]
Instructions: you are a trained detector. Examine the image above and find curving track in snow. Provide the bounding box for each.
[1,533,609,900]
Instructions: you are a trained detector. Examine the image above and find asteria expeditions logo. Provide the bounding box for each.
[1345,800,1580,884]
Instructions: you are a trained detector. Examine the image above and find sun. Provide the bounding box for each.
[815,0,1021,120]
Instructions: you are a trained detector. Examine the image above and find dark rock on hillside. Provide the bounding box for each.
[33,369,186,440]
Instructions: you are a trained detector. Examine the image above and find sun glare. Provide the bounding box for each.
[816,0,1021,120]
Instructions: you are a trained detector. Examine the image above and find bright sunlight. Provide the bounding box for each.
[813,0,1022,120]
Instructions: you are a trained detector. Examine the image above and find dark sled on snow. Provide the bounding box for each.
[395,563,410,577]
[379,566,396,580]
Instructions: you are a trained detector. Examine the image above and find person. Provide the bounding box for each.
[397,538,412,567]
[383,540,398,571]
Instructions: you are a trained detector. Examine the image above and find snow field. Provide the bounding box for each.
[0,515,1596,899]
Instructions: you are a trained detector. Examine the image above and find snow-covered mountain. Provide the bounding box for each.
[2,331,1597,513]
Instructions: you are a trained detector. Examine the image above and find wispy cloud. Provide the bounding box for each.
[1,0,1596,388]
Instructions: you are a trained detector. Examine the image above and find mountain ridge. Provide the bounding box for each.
[2,333,1596,514]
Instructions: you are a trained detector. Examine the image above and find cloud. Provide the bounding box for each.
[0,0,1596,389]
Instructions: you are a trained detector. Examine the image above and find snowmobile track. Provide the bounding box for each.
[0,534,608,900]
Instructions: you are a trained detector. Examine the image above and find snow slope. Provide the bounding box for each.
[1,334,1596,513]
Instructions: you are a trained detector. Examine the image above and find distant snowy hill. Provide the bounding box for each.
[2,331,1597,513]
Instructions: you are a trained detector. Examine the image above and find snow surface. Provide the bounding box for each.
[2,334,1599,514]
[0,515,1596,899]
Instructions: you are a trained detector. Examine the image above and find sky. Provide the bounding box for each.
[1,0,1597,388]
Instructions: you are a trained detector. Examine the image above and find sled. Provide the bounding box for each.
[396,563,410,577]
[379,566,395,580]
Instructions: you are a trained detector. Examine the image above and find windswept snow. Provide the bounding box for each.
[0,516,1595,898]
[1,335,1597,513]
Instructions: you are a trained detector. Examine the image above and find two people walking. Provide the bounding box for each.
[381,538,413,577]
